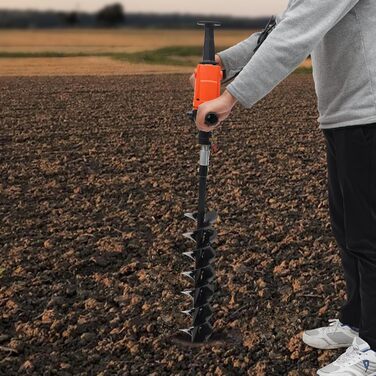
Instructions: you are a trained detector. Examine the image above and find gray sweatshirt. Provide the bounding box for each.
[217,0,376,129]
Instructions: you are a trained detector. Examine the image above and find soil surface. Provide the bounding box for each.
[0,74,346,375]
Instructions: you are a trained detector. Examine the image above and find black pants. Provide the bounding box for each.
[323,123,376,351]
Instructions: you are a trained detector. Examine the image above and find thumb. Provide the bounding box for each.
[189,74,195,88]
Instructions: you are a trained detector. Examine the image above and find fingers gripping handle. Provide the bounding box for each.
[199,113,218,145]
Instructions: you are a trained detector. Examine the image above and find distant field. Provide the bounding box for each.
[0,28,312,76]
[0,28,253,54]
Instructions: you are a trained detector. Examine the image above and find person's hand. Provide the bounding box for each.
[189,54,223,88]
[196,90,237,132]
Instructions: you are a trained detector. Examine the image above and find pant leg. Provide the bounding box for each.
[323,128,361,329]
[331,123,376,350]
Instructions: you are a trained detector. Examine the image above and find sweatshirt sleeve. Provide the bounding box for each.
[216,7,289,82]
[216,31,263,81]
[226,0,360,108]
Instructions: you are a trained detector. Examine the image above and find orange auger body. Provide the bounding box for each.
[193,64,223,111]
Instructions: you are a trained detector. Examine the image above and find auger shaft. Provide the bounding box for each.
[182,20,222,344]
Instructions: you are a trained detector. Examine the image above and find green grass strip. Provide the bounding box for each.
[0,51,117,58]
[111,46,225,66]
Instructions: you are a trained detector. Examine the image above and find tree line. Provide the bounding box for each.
[0,3,269,29]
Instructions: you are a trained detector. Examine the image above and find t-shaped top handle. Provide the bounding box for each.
[197,21,221,64]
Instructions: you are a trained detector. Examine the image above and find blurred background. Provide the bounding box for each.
[0,0,303,76]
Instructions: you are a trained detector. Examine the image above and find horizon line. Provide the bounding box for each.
[0,8,274,19]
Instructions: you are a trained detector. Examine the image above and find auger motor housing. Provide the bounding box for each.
[183,21,222,343]
[188,21,223,143]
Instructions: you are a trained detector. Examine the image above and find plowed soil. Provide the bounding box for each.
[0,74,346,375]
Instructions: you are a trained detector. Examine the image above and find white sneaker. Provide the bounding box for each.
[317,336,376,375]
[303,319,359,350]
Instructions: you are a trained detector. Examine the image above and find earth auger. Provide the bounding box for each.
[183,21,223,343]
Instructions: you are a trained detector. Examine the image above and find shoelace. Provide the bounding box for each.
[335,345,363,366]
[324,319,342,333]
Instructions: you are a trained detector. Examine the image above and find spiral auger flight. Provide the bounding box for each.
[180,209,218,342]
[182,21,222,343]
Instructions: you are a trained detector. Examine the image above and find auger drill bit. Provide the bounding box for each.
[183,20,222,343]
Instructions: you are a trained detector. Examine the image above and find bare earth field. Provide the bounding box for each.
[0,74,343,375]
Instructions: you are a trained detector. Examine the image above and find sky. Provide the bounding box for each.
[0,0,288,17]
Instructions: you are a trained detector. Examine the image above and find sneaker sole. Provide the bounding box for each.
[302,332,352,350]
[317,370,376,376]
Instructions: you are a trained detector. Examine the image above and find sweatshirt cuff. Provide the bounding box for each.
[226,82,253,109]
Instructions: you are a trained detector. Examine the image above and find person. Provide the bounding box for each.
[191,0,376,374]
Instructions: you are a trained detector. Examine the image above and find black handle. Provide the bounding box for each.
[205,112,219,126]
[188,111,219,146]
[198,113,218,145]
[197,21,221,64]
[188,111,218,127]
